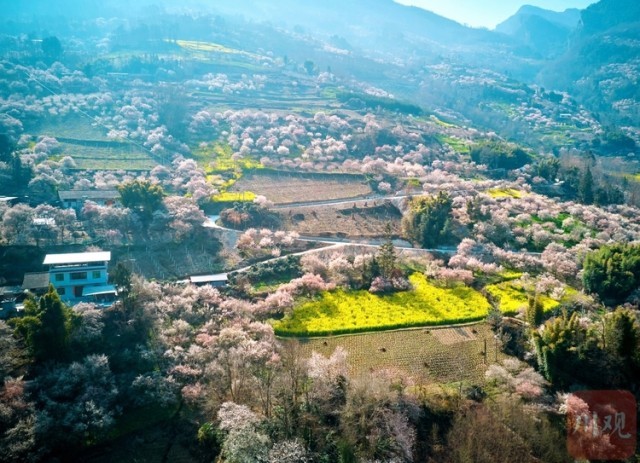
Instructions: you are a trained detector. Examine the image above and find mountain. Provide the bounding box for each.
[496,5,581,35]
[1,0,537,79]
[8,0,639,125]
[495,5,581,58]
[538,0,640,124]
[2,0,503,49]
[579,0,640,35]
[212,0,496,46]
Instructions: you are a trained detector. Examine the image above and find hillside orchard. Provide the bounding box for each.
[1,9,640,462]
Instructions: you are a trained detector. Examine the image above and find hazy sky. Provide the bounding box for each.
[395,0,596,29]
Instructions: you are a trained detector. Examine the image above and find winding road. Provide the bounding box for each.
[201,195,458,277]
[200,192,542,278]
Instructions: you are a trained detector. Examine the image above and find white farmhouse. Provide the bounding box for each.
[43,251,115,303]
[58,190,119,212]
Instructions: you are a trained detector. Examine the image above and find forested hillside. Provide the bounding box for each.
[0,0,639,461]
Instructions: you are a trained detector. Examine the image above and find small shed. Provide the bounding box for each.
[0,196,19,205]
[33,217,56,227]
[22,272,51,294]
[0,286,21,319]
[82,284,117,307]
[58,190,119,211]
[190,273,228,287]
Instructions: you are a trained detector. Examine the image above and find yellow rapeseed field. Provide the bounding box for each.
[274,273,491,336]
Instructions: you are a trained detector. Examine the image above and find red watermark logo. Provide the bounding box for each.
[566,390,637,460]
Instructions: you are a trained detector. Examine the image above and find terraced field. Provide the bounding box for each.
[198,89,340,112]
[230,171,372,204]
[113,241,223,280]
[290,323,507,385]
[172,39,264,60]
[34,116,111,141]
[279,200,401,238]
[58,140,157,170]
[36,117,158,170]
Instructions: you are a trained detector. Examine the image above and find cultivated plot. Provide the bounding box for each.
[292,323,508,385]
[229,171,372,204]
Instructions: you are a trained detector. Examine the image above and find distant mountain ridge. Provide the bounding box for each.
[495,5,581,35]
[1,0,529,75]
[494,5,581,58]
[3,0,639,125]
[210,0,508,49]
[579,0,640,35]
[538,0,640,124]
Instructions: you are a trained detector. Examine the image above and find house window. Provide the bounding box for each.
[70,272,87,281]
[92,271,101,279]
[55,273,64,282]
[57,287,66,295]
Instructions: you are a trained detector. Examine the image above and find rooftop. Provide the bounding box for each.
[22,272,50,290]
[44,251,111,266]
[83,285,117,297]
[0,286,22,297]
[58,190,119,201]
[190,273,228,284]
[33,217,56,227]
